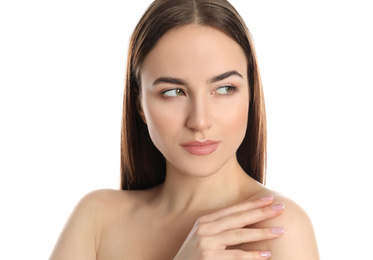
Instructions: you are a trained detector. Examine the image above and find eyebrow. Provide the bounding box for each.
[152,77,186,86]
[210,70,243,83]
[151,70,243,87]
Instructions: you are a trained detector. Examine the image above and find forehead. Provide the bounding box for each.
[141,24,248,83]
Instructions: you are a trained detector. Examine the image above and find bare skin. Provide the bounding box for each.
[50,24,319,259]
[50,184,318,259]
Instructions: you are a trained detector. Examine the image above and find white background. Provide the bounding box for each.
[1,0,372,259]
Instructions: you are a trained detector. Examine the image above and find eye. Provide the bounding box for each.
[162,88,186,97]
[214,86,237,95]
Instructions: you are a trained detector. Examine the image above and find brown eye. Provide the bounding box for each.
[214,86,237,95]
[162,88,186,97]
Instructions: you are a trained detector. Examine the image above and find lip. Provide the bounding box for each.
[180,140,220,156]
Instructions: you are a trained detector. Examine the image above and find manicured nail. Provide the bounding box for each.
[260,251,272,258]
[271,227,285,234]
[260,195,274,201]
[271,203,285,211]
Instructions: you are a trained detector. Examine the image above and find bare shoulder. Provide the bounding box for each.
[246,187,320,259]
[50,189,148,260]
[63,189,141,226]
[78,189,139,212]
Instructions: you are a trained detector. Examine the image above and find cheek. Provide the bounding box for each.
[212,95,249,157]
[142,98,184,151]
[217,95,249,137]
[228,110,248,146]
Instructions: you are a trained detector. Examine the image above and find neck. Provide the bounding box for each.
[157,155,261,216]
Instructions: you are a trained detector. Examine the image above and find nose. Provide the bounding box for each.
[186,96,213,132]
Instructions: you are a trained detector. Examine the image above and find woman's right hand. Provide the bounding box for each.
[173,195,285,260]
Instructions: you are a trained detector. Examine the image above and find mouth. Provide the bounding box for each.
[180,140,220,156]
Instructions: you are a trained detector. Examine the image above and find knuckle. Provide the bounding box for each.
[261,228,272,237]
[232,202,246,212]
[233,228,244,238]
[232,211,247,223]
[233,210,243,218]
[260,206,270,215]
[197,215,209,224]
[195,223,208,236]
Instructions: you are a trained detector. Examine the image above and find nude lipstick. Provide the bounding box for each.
[180,140,220,156]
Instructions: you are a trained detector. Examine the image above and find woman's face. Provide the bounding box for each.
[139,24,249,177]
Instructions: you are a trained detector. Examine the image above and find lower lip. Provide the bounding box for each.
[181,143,220,156]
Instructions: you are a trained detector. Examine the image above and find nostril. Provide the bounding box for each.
[186,116,212,131]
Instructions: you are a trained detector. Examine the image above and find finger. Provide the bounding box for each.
[216,227,285,247]
[199,195,275,223]
[204,249,272,259]
[203,203,285,234]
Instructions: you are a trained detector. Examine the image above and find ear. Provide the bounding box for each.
[136,96,147,124]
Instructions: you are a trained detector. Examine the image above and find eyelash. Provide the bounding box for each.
[213,85,238,96]
[161,88,186,98]
[161,85,238,98]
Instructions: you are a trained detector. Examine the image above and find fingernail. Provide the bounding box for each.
[271,227,285,234]
[271,203,285,211]
[260,251,272,258]
[260,195,274,201]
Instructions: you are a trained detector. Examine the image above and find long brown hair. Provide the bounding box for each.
[121,0,266,190]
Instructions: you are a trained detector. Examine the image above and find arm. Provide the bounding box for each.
[49,191,103,260]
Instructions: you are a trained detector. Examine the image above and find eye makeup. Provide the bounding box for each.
[212,85,239,96]
[160,85,239,99]
[161,88,186,97]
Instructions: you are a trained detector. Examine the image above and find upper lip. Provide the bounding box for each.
[180,140,220,146]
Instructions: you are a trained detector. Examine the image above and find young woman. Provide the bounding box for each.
[50,0,319,259]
